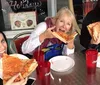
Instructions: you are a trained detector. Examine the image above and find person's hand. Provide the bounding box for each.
[39,26,56,42]
[91,33,100,45]
[44,26,56,38]
[67,39,75,49]
[5,73,28,85]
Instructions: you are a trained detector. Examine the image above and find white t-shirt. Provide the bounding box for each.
[21,22,75,55]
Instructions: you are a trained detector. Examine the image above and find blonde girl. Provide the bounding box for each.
[22,7,77,60]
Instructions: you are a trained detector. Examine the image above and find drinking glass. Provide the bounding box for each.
[86,49,98,74]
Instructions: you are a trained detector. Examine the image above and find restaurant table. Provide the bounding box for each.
[31,52,100,85]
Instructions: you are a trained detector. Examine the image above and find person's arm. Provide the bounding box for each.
[88,33,100,50]
[22,22,55,54]
[80,13,92,49]
[62,39,75,55]
[22,22,47,54]
[80,10,99,49]
[62,44,75,55]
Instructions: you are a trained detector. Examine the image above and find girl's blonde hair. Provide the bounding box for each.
[54,7,76,34]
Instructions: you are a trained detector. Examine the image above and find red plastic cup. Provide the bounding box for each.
[86,49,98,74]
[36,61,51,85]
[33,49,45,63]
[86,73,96,85]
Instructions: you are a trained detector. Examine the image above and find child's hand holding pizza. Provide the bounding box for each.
[5,73,27,85]
[39,26,56,43]
[91,32,100,45]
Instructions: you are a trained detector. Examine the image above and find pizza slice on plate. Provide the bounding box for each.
[52,31,78,43]
[2,53,38,84]
[87,22,100,41]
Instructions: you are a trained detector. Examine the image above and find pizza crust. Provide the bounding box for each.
[2,53,38,84]
[52,32,67,43]
[52,31,78,43]
[87,22,100,41]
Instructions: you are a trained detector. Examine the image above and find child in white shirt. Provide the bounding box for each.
[22,7,77,60]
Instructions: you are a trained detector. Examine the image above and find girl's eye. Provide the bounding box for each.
[67,23,71,26]
[60,20,63,22]
[1,39,6,43]
[59,19,63,22]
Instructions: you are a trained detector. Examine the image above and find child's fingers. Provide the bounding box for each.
[10,73,20,81]
[22,77,28,85]
[5,73,20,84]
[19,77,28,85]
[48,26,56,31]
[18,73,24,80]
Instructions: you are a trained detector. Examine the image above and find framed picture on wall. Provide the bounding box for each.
[1,0,48,31]
[9,11,37,30]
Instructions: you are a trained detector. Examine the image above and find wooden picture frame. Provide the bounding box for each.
[9,11,37,30]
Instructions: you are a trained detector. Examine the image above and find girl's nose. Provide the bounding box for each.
[63,23,66,28]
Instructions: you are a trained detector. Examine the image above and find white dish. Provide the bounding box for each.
[97,53,100,68]
[0,54,29,79]
[9,53,29,59]
[49,55,75,72]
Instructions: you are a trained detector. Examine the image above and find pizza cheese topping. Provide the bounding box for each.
[2,53,38,84]
[52,31,78,43]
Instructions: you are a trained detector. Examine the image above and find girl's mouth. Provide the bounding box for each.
[0,50,6,58]
[59,29,65,32]
[0,50,6,54]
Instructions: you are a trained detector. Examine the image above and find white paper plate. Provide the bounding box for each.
[49,55,75,72]
[0,54,29,79]
[9,54,29,59]
[97,53,100,68]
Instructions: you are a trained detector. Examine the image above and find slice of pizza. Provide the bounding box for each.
[2,53,38,84]
[52,31,78,43]
[87,22,100,41]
